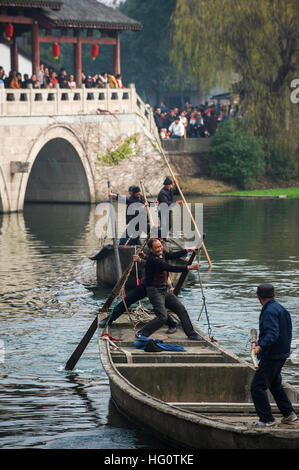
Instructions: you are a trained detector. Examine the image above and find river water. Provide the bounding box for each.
[0,197,298,449]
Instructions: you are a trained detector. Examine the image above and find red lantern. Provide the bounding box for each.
[52,42,60,60]
[91,44,99,61]
[5,24,14,41]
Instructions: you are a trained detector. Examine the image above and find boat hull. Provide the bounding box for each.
[99,317,299,449]
[91,244,194,288]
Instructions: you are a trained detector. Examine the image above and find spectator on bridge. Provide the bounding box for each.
[169,116,185,139]
[58,68,67,86]
[116,74,125,88]
[9,70,21,89]
[49,71,58,88]
[108,73,118,88]
[180,110,188,138]
[99,72,108,85]
[164,109,176,130]
[154,107,163,133]
[68,74,76,89]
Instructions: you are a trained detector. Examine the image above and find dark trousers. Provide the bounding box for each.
[140,286,195,337]
[108,284,177,328]
[251,358,294,422]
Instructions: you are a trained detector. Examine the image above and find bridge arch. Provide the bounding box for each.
[18,125,96,210]
[0,166,11,213]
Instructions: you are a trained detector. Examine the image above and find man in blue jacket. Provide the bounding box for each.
[251,283,297,427]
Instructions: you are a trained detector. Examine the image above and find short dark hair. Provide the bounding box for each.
[256,283,275,299]
[147,238,160,249]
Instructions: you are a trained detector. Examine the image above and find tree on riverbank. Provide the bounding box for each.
[170,0,299,181]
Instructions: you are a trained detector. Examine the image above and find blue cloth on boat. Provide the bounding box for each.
[133,335,185,352]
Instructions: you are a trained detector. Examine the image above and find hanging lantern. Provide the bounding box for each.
[52,42,60,60]
[91,44,99,61]
[5,24,14,41]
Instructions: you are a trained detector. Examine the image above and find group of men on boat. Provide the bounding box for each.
[101,177,298,428]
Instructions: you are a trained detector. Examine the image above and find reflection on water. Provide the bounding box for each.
[0,198,298,448]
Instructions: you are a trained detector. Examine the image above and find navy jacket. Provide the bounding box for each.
[258,298,292,361]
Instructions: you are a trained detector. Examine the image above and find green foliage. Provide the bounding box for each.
[267,140,296,181]
[97,133,139,166]
[208,120,266,189]
[170,0,299,175]
[119,0,178,99]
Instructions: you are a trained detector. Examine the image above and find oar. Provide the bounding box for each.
[108,181,122,282]
[65,239,148,371]
[250,328,259,369]
[155,138,212,268]
[173,250,197,296]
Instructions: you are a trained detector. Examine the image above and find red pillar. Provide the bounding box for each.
[74,29,82,86]
[32,21,40,78]
[10,36,19,72]
[113,32,121,76]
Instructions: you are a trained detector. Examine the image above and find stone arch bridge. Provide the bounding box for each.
[0,83,164,213]
[0,83,210,214]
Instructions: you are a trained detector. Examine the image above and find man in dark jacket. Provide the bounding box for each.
[250,283,297,427]
[157,177,182,238]
[137,238,202,340]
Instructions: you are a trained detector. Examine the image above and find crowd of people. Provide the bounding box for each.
[0,64,125,90]
[154,100,235,139]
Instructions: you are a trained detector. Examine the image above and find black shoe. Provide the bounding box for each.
[135,330,143,338]
[144,340,163,352]
[166,326,177,334]
[188,333,202,341]
[99,317,109,328]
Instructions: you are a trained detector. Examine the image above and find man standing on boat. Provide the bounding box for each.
[251,283,298,427]
[137,238,202,340]
[157,177,183,239]
[109,185,149,246]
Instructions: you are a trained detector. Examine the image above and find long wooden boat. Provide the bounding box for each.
[98,313,299,449]
[90,242,195,288]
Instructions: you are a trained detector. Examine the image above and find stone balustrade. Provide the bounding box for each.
[0,82,158,140]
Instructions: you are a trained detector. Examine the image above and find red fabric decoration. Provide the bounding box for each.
[52,43,60,60]
[5,24,14,41]
[91,44,99,60]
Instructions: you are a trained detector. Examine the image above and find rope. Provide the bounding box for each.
[197,270,216,342]
[101,334,133,364]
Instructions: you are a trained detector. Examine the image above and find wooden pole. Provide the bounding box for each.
[140,180,154,227]
[32,21,40,78]
[156,139,213,268]
[113,32,121,76]
[10,36,19,72]
[74,29,82,87]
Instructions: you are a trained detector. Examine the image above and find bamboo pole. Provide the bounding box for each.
[155,139,213,268]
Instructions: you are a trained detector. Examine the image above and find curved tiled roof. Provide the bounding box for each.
[43,0,142,31]
[0,0,61,8]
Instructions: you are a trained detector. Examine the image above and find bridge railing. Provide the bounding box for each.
[0,83,159,140]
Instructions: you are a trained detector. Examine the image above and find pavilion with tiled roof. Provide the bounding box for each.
[0,0,142,84]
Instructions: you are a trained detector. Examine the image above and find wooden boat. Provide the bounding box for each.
[98,314,299,449]
[90,241,195,288]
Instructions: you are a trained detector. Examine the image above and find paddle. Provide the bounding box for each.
[108,181,122,281]
[64,240,147,371]
[250,328,259,369]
